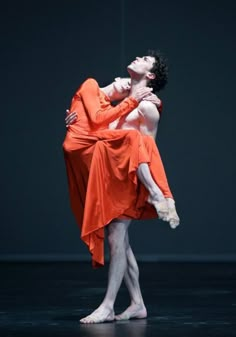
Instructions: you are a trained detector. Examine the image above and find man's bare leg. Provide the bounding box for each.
[137,163,168,220]
[80,219,131,324]
[116,231,147,320]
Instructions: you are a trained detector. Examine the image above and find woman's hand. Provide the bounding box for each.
[131,87,153,102]
[65,109,77,127]
[143,93,161,108]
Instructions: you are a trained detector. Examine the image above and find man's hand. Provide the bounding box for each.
[65,109,77,127]
[143,93,161,108]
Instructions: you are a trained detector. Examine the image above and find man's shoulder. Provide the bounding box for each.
[138,100,156,110]
[138,101,160,121]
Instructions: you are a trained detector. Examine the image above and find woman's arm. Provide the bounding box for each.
[79,78,139,127]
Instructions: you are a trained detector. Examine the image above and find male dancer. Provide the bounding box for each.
[64,51,179,323]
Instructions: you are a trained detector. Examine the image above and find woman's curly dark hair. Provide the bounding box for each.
[147,49,168,93]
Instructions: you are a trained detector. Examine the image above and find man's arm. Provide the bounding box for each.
[138,100,160,139]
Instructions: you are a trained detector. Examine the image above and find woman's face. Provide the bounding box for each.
[112,77,131,100]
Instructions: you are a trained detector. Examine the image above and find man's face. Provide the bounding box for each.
[127,56,155,77]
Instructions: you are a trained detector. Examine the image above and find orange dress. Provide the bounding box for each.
[63,78,173,268]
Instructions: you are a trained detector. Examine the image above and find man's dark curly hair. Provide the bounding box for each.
[146,49,168,93]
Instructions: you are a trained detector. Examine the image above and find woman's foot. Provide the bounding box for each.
[166,198,180,228]
[147,195,169,221]
[115,303,147,321]
[80,306,115,324]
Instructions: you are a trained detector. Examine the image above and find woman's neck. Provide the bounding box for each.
[100,84,115,100]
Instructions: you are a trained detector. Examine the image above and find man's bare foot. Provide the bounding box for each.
[166,198,180,229]
[115,303,147,321]
[147,196,169,221]
[80,306,115,324]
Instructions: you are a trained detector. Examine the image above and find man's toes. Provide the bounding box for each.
[80,315,93,323]
[115,313,128,321]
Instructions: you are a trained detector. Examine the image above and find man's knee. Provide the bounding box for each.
[108,228,125,253]
[108,235,123,255]
[107,221,129,254]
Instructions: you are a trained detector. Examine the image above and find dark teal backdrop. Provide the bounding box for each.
[1,0,235,261]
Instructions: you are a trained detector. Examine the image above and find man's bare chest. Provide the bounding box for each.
[116,107,141,129]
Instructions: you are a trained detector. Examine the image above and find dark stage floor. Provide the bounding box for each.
[0,261,235,337]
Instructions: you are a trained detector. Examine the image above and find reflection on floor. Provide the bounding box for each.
[0,262,236,336]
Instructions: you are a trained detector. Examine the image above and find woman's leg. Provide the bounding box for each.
[137,163,169,221]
